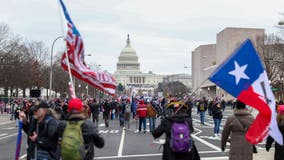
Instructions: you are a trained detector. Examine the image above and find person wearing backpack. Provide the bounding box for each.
[152,102,200,160]
[124,99,132,130]
[58,98,105,160]
[197,97,208,125]
[19,101,59,160]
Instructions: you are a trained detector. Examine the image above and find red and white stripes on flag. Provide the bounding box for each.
[59,0,117,96]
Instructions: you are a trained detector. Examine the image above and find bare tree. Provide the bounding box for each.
[257,34,284,83]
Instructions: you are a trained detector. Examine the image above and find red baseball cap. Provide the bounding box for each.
[68,98,84,113]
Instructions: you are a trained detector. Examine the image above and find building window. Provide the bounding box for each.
[130,77,132,83]
[143,77,145,83]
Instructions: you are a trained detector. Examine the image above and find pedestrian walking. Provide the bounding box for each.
[136,99,147,133]
[221,100,255,160]
[89,98,100,127]
[103,99,110,128]
[118,99,126,126]
[152,102,200,160]
[147,101,158,132]
[19,101,59,160]
[211,100,223,137]
[15,104,21,127]
[124,98,132,130]
[265,104,284,160]
[197,97,207,125]
[185,98,194,118]
[58,98,104,160]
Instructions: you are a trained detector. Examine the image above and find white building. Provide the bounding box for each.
[113,35,164,95]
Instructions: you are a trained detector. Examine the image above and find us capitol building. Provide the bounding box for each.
[113,35,164,95]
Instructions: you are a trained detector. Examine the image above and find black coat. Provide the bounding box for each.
[58,115,105,160]
[266,124,284,160]
[211,104,223,119]
[22,115,59,160]
[152,115,200,160]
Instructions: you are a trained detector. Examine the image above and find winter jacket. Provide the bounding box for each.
[89,103,100,116]
[147,104,157,118]
[23,114,59,160]
[197,101,207,112]
[221,109,254,160]
[266,124,284,160]
[137,103,147,118]
[211,104,223,119]
[152,114,200,160]
[58,114,105,160]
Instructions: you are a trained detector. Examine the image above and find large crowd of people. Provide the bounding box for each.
[0,95,283,160]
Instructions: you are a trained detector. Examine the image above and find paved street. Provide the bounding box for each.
[0,107,274,160]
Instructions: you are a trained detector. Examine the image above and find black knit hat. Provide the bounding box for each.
[236,100,246,109]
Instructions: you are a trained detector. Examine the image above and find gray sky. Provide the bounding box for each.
[1,0,284,75]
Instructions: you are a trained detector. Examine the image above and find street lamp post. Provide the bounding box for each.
[86,85,89,97]
[49,36,64,99]
[207,87,210,98]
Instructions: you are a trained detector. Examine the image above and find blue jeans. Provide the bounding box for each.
[199,111,205,124]
[148,117,156,132]
[213,118,221,134]
[139,117,146,131]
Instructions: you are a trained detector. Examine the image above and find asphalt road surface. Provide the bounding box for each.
[0,107,268,160]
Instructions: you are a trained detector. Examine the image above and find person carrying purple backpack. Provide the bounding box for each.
[152,101,200,160]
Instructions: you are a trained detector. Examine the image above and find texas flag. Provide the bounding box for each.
[209,39,282,145]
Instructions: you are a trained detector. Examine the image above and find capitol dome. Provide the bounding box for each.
[116,34,141,73]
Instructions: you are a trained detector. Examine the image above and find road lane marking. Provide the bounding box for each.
[0,133,8,137]
[191,134,221,151]
[99,130,119,134]
[0,121,14,126]
[94,152,228,159]
[20,154,27,160]
[117,127,125,157]
[2,127,15,130]
[0,132,18,140]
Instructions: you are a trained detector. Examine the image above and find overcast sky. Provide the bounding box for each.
[1,0,284,75]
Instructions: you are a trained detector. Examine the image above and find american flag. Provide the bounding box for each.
[59,0,117,96]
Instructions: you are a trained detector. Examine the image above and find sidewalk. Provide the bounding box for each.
[253,148,274,160]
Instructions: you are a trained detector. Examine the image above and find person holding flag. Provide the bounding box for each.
[221,100,255,160]
[209,39,283,146]
[19,101,59,160]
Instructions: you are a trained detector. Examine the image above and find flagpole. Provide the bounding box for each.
[64,50,76,98]
[190,78,209,97]
[58,0,76,98]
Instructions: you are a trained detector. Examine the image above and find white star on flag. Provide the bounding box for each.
[229,61,250,84]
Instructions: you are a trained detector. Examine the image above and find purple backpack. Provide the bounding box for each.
[170,121,192,153]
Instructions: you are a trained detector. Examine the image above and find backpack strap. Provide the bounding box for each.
[44,116,53,131]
